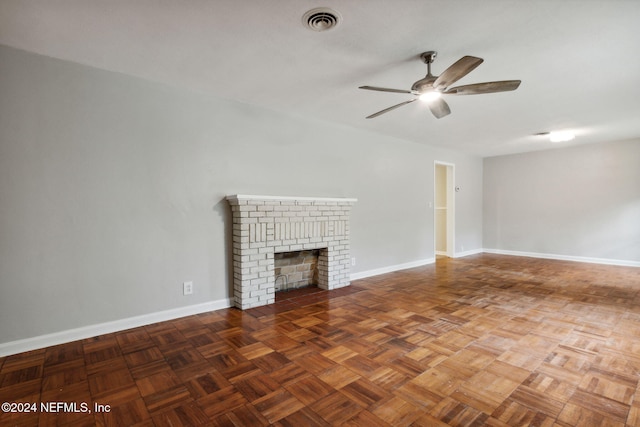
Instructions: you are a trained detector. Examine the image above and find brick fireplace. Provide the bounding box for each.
[226,195,357,309]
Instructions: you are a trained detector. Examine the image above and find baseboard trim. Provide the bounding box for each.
[351,258,436,280]
[454,248,484,258]
[483,248,640,267]
[0,298,234,357]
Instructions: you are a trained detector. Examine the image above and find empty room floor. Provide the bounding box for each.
[1,254,639,426]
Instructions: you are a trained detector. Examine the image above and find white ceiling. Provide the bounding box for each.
[1,0,639,157]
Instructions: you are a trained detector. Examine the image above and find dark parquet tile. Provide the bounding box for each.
[2,254,640,426]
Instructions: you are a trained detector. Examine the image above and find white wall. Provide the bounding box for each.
[483,139,640,263]
[0,45,483,346]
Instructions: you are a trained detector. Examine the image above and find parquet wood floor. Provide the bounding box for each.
[2,254,640,426]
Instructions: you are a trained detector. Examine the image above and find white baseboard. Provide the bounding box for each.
[351,258,435,280]
[454,248,484,258]
[483,248,640,267]
[0,298,233,357]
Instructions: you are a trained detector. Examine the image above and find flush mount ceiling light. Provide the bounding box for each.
[535,131,576,143]
[302,7,342,32]
[549,131,575,142]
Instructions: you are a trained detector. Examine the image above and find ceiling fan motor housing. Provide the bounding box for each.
[411,76,437,93]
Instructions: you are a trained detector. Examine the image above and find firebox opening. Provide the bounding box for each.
[274,249,320,292]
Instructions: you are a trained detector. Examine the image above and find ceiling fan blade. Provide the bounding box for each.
[366,99,416,119]
[433,56,483,90]
[359,85,412,94]
[445,80,521,95]
[428,98,451,119]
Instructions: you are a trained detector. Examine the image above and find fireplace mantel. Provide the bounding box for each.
[226,195,357,309]
[226,194,358,203]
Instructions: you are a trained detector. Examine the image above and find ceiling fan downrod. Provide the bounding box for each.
[420,51,437,77]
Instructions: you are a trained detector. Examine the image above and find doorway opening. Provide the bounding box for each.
[435,162,455,258]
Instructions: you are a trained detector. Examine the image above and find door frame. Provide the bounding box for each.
[434,161,455,258]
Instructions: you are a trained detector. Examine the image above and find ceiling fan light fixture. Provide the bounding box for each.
[419,91,442,102]
[359,51,520,119]
[549,131,575,142]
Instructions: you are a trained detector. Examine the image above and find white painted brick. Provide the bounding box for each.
[237,205,256,211]
[228,195,355,309]
[250,277,267,286]
[303,242,320,250]
[250,266,264,274]
[243,296,259,304]
[238,273,258,281]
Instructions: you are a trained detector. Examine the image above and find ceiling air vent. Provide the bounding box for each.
[302,7,342,32]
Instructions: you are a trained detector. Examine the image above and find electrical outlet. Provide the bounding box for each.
[351,257,356,266]
[183,281,193,295]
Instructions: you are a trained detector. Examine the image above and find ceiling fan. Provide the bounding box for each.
[359,51,521,119]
